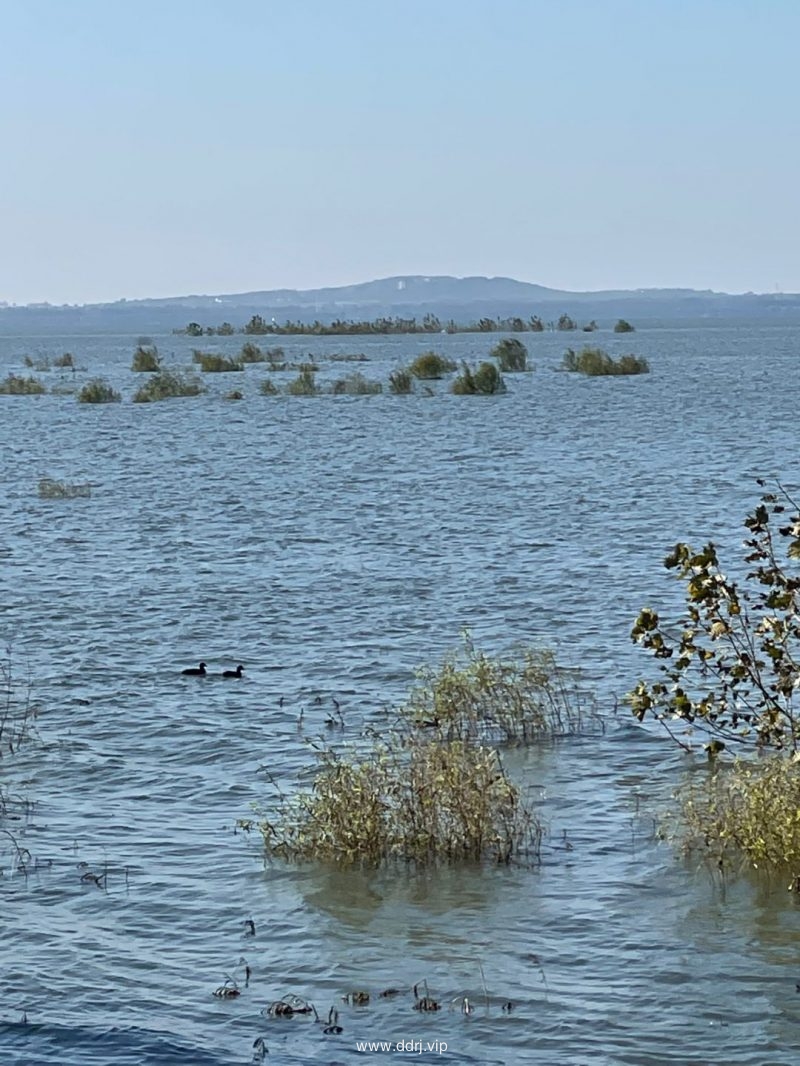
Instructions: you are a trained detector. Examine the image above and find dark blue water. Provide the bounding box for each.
[1,326,799,1064]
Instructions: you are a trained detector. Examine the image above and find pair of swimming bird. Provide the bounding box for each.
[182,662,244,678]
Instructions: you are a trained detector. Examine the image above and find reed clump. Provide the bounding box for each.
[133,370,206,402]
[679,756,800,880]
[562,346,649,375]
[253,641,596,867]
[286,367,320,396]
[451,362,506,395]
[265,347,286,368]
[196,352,243,373]
[54,352,75,368]
[404,639,598,744]
[490,337,528,372]
[257,734,540,867]
[77,378,121,404]
[0,374,47,395]
[388,368,414,395]
[24,355,51,371]
[408,351,457,379]
[259,378,280,395]
[131,344,162,372]
[330,372,382,396]
[239,342,266,363]
[38,477,91,498]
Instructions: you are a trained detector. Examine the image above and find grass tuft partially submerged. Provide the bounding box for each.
[239,342,265,363]
[77,378,121,404]
[562,346,649,376]
[24,355,52,371]
[388,368,414,395]
[330,372,382,396]
[38,477,91,499]
[133,370,206,402]
[680,755,800,880]
[252,640,595,868]
[408,351,457,379]
[405,639,598,744]
[286,367,320,396]
[131,344,162,372]
[491,337,528,372]
[257,735,540,868]
[196,352,244,373]
[0,374,46,395]
[452,362,506,395]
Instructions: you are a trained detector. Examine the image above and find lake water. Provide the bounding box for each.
[1,325,799,1065]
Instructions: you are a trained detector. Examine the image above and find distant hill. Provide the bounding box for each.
[2,275,800,334]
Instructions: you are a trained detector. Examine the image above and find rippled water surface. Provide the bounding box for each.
[1,326,799,1064]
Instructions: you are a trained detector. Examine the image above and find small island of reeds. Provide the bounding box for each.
[562,346,649,376]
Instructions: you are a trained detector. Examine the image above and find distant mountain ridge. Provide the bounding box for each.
[59,274,735,310]
[2,275,800,334]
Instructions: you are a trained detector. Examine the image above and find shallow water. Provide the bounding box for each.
[1,325,799,1064]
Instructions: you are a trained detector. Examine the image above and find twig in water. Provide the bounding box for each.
[525,953,549,999]
[478,963,489,1012]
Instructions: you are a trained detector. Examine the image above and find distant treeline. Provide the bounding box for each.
[175,313,635,337]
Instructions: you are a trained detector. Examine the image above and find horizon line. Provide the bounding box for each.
[1,274,795,310]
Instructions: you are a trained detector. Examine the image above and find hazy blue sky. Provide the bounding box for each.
[1,0,798,303]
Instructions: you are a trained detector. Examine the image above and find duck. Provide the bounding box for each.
[222,664,244,679]
[182,662,207,676]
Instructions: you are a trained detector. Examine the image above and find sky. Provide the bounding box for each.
[1,0,798,304]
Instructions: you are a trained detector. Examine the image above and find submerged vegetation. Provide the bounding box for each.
[330,372,382,395]
[257,735,539,867]
[195,352,244,373]
[133,370,206,402]
[239,342,266,363]
[77,378,121,404]
[680,756,800,878]
[406,640,598,744]
[131,343,162,372]
[252,640,594,868]
[0,374,46,395]
[286,367,320,397]
[451,362,506,395]
[38,477,92,499]
[562,346,649,376]
[408,351,457,379]
[23,354,53,371]
[388,367,414,395]
[0,652,38,758]
[490,337,528,372]
[631,482,800,878]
